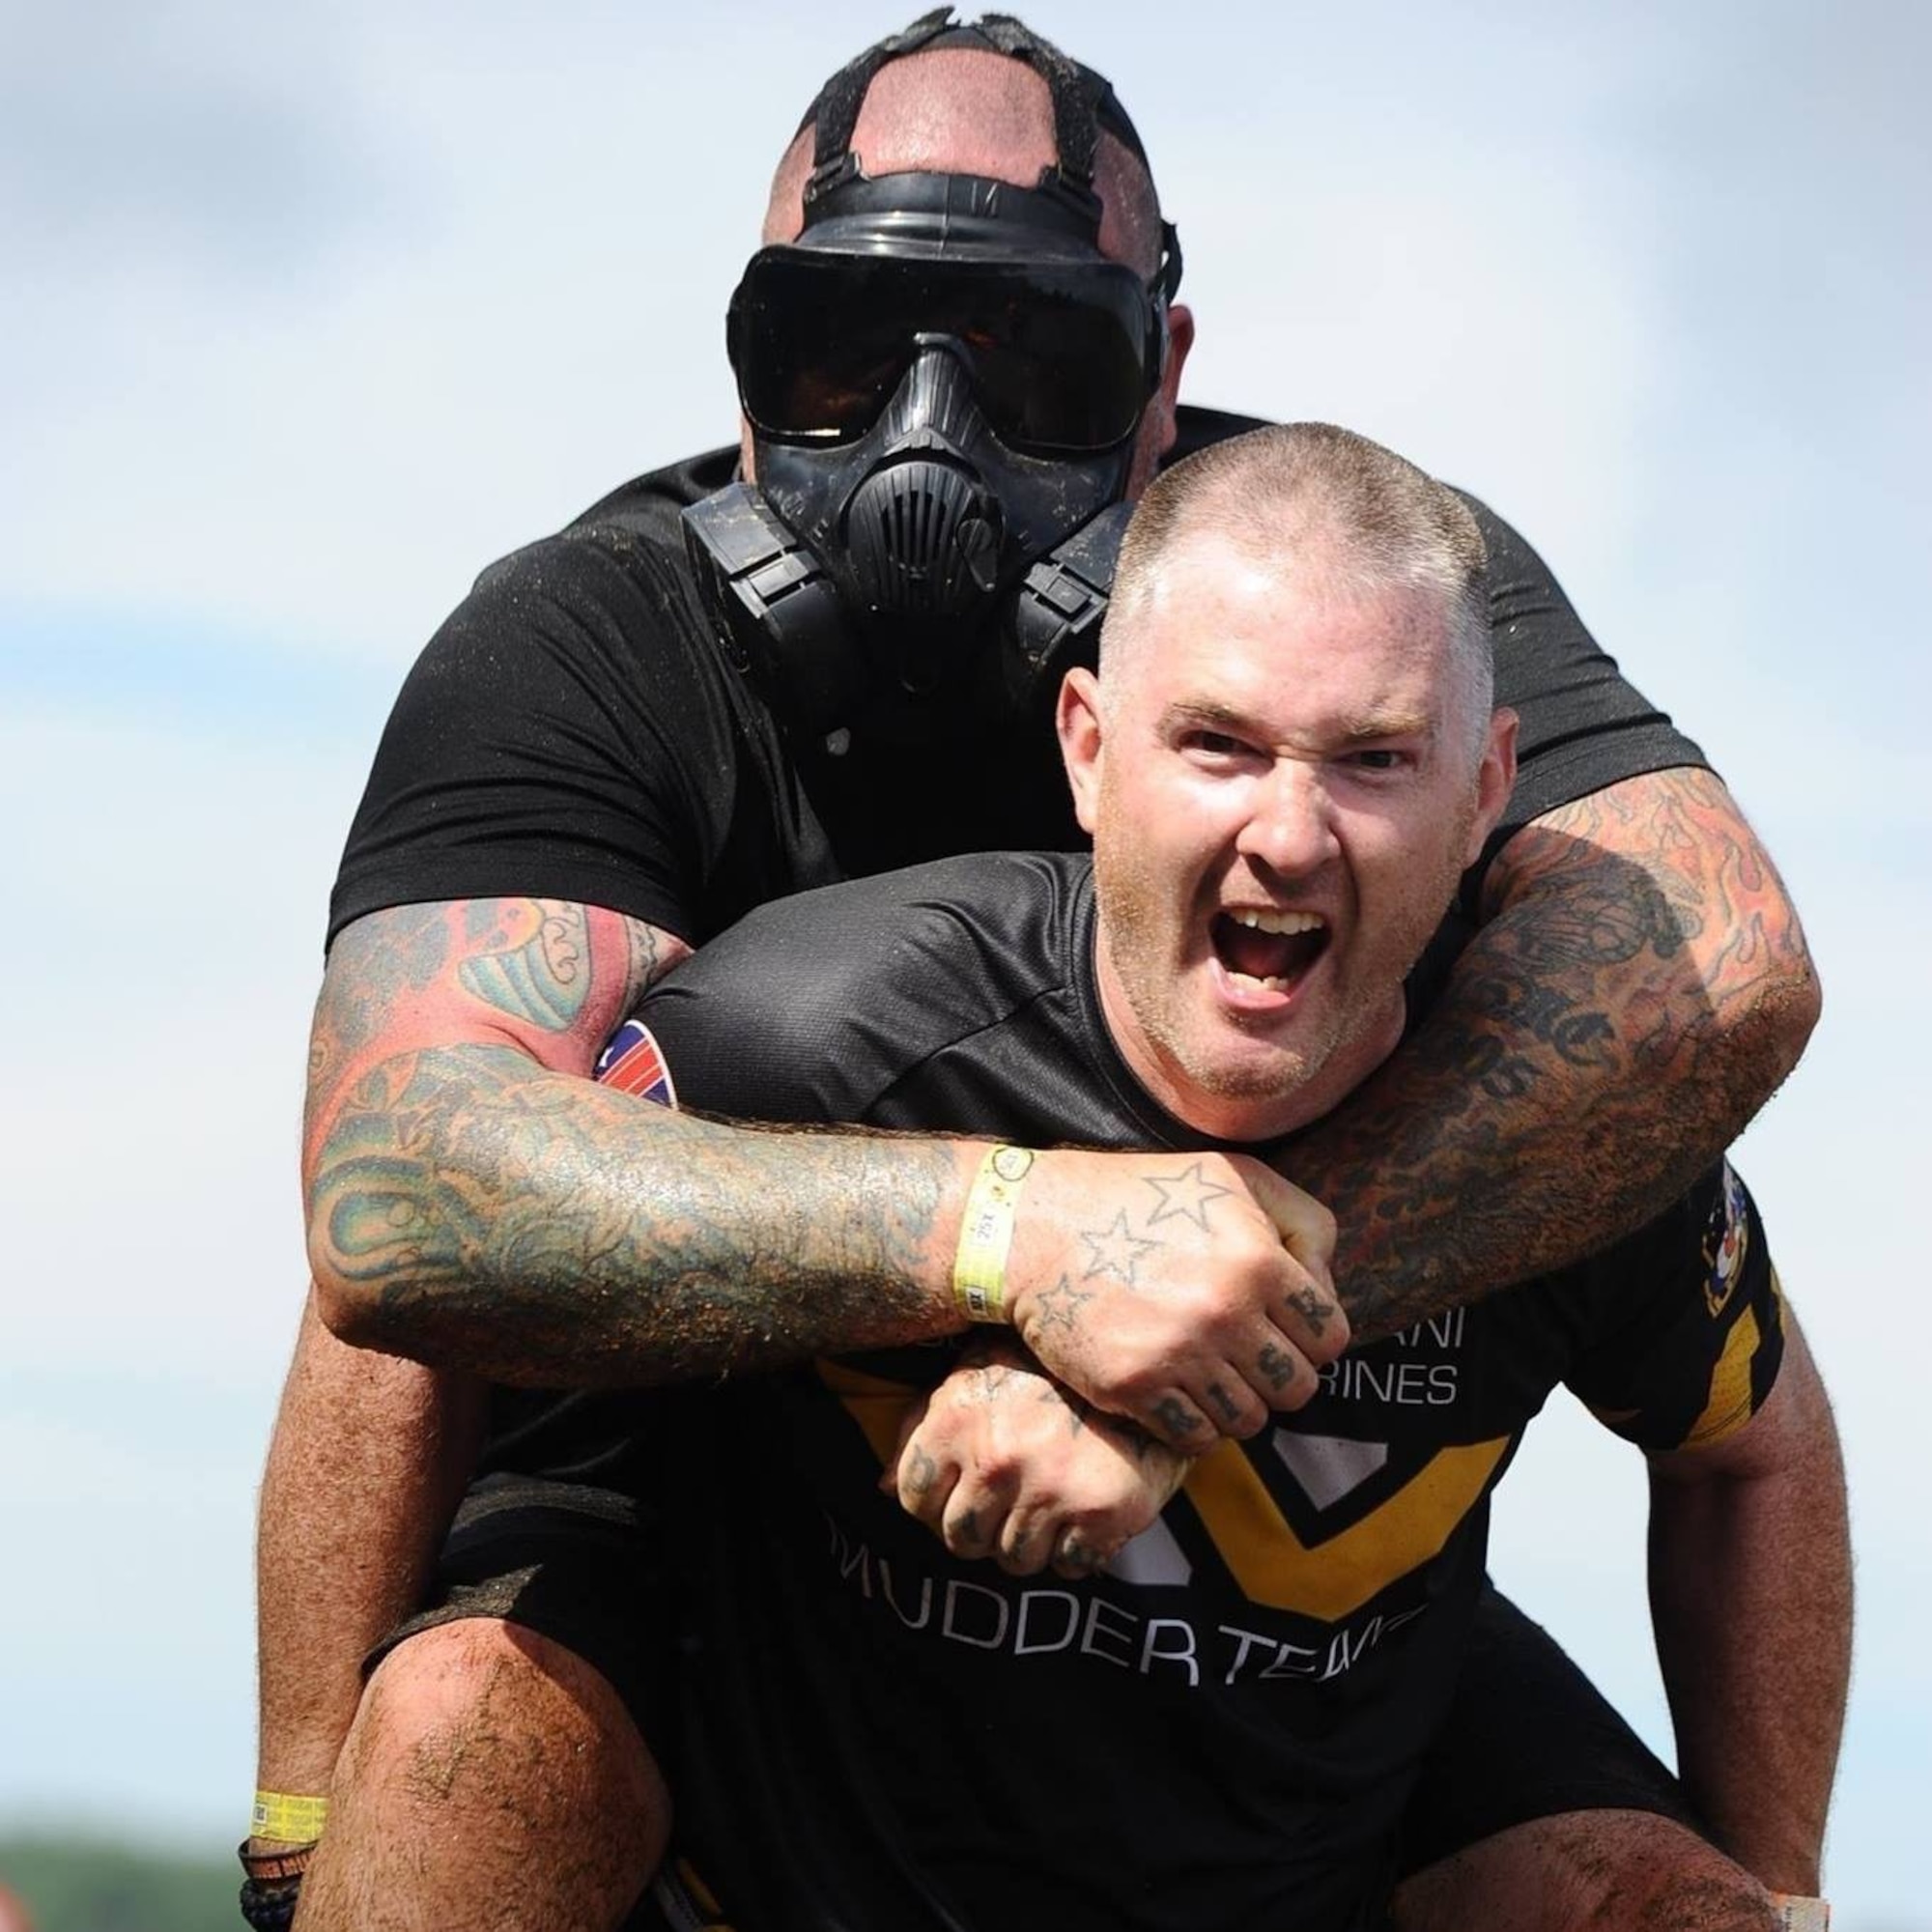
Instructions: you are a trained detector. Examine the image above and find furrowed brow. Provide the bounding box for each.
[1337,705,1435,744]
[1159,698,1253,735]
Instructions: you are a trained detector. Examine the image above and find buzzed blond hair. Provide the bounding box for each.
[1104,422,1493,742]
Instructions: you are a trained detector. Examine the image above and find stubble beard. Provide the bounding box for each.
[1092,800,1479,1129]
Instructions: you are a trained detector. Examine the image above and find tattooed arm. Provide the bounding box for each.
[275,886,1335,1793]
[306,898,1344,1441]
[257,895,685,1824]
[1283,769,1819,1341]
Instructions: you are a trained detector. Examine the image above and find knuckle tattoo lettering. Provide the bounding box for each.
[1257,1341,1297,1389]
[1151,1395,1202,1440]
[1286,1286,1332,1334]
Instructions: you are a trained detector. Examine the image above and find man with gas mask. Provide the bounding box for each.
[686,121,1178,777]
[251,12,1825,1931]
[680,17,1195,871]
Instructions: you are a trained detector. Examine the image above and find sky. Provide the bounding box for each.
[1,1,1927,1923]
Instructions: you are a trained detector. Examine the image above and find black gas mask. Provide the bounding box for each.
[683,10,1182,747]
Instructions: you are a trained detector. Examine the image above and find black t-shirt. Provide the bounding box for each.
[328,409,1703,947]
[618,852,1780,1932]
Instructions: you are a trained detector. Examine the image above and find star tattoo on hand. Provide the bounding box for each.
[1142,1160,1234,1231]
[1030,1272,1095,1334]
[1080,1210,1161,1285]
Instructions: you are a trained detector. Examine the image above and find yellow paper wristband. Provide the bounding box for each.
[952,1145,1036,1322]
[1771,1898,1831,1932]
[250,1790,329,1844]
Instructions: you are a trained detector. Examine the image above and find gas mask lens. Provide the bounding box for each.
[729,250,1161,453]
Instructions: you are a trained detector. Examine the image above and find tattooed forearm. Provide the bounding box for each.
[1290,769,1818,1340]
[300,895,953,1382]
[309,1040,962,1384]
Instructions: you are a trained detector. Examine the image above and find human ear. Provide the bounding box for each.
[1057,667,1107,835]
[1156,303,1195,453]
[1464,708,1520,864]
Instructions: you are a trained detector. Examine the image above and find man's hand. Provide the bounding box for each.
[1003,1147,1345,1447]
[886,1334,1192,1578]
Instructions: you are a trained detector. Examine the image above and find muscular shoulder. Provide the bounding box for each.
[329,476,811,947]
[454,518,723,710]
[638,851,1089,1124]
[402,440,736,717]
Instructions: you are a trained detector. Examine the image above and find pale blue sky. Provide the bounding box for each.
[2,4,1926,1924]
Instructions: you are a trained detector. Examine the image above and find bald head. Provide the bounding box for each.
[762,46,1164,277]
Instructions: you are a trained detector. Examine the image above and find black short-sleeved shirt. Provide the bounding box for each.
[617,852,1780,1932]
[328,409,1703,948]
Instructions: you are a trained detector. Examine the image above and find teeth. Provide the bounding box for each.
[1229,970,1293,991]
[1232,909,1324,935]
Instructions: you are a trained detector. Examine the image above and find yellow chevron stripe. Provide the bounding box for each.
[817,1358,921,1463]
[1183,1435,1512,1620]
[821,1357,1512,1623]
[1682,1264,1782,1448]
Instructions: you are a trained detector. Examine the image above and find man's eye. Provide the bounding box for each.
[1347,749,1406,772]
[1185,730,1246,758]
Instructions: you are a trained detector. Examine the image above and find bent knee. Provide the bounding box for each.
[1396,1810,1778,1932]
[1613,1860,1779,1932]
[350,1617,666,1828]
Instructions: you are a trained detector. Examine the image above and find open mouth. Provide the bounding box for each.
[1210,908,1329,994]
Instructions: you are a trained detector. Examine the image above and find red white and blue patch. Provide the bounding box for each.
[596,1018,678,1111]
[1699,1158,1751,1318]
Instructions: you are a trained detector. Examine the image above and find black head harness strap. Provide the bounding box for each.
[797,7,1177,279]
[682,11,1179,743]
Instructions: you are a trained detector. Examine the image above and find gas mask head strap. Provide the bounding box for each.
[799,10,1124,240]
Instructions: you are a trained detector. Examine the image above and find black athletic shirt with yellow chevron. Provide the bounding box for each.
[625,850,1782,1932]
